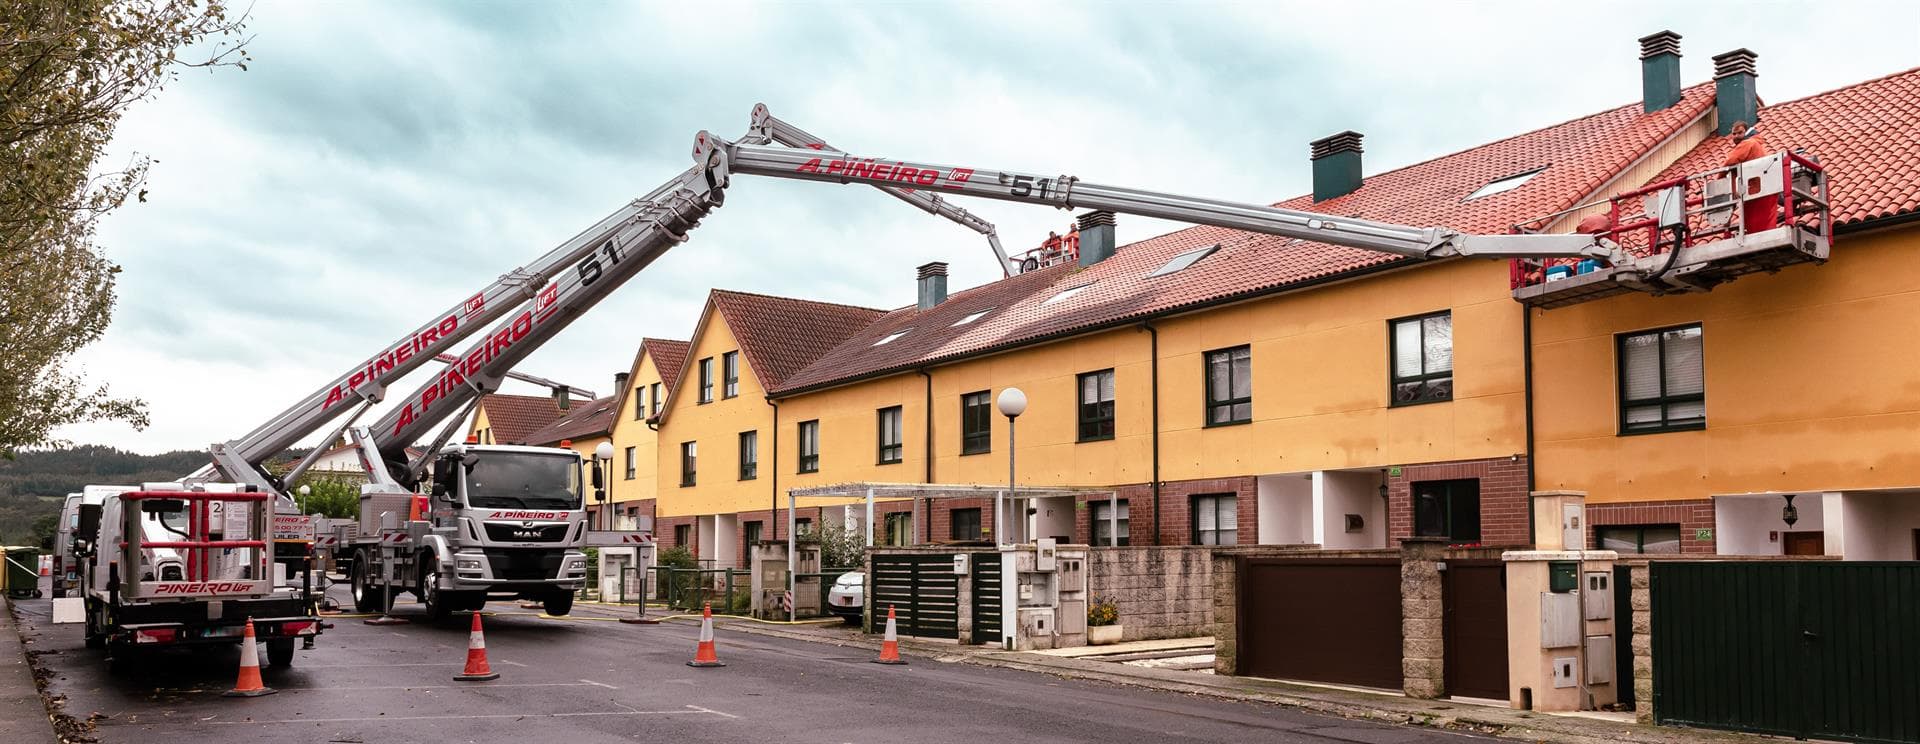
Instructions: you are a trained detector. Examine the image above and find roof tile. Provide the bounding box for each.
[522,394,617,447]
[476,393,564,445]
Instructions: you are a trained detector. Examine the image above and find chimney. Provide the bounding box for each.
[614,371,630,397]
[916,262,948,310]
[1713,48,1758,135]
[1309,131,1363,202]
[1075,210,1117,267]
[1639,31,1683,113]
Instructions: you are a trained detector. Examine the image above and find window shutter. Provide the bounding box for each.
[1622,334,1662,401]
[1395,319,1423,377]
[1208,354,1229,403]
[1662,327,1704,395]
[1230,349,1252,399]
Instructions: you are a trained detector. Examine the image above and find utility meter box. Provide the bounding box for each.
[1548,561,1578,593]
[1036,538,1057,571]
[1583,572,1612,620]
[952,553,969,575]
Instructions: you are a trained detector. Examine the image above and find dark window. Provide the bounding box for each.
[1092,499,1129,546]
[698,358,714,403]
[961,391,992,455]
[634,387,646,420]
[624,446,636,480]
[877,406,904,464]
[1412,479,1480,544]
[649,382,661,416]
[738,430,757,480]
[673,523,691,548]
[1191,494,1237,545]
[1078,369,1116,441]
[744,520,763,548]
[722,351,740,398]
[1204,346,1252,426]
[950,508,982,541]
[884,512,913,546]
[797,420,819,473]
[1596,524,1682,554]
[1390,311,1453,405]
[1618,324,1704,434]
[679,441,697,487]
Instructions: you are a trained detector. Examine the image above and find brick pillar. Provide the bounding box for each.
[1630,562,1654,723]
[1401,537,1447,698]
[1211,551,1238,675]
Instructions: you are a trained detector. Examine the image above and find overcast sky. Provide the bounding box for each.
[57,0,1916,454]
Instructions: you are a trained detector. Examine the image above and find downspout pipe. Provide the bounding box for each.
[918,369,934,544]
[1523,306,1537,547]
[1138,321,1161,545]
[766,396,779,541]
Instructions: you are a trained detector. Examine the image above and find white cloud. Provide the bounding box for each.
[61,0,1916,454]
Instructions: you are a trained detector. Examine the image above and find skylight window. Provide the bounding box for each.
[1043,282,1096,305]
[1465,168,1545,200]
[1149,244,1220,277]
[951,308,993,327]
[873,330,910,346]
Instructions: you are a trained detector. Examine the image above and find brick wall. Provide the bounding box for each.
[1387,456,1530,547]
[656,515,696,555]
[928,498,998,543]
[1087,547,1214,641]
[1587,499,1717,554]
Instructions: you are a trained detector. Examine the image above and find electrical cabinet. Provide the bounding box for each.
[1552,657,1579,688]
[1586,636,1614,684]
[1583,572,1612,620]
[1542,593,1580,648]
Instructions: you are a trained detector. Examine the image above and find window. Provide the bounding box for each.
[674,523,691,548]
[1077,369,1116,441]
[1149,244,1219,277]
[698,358,714,403]
[679,441,697,486]
[952,308,993,327]
[1092,499,1129,546]
[1412,479,1480,544]
[874,330,910,346]
[738,430,757,480]
[1596,524,1682,554]
[1191,494,1237,545]
[877,406,904,464]
[1390,311,1453,405]
[744,520,763,548]
[960,391,992,455]
[795,517,813,536]
[1465,167,1544,200]
[633,387,646,420]
[1204,346,1252,426]
[797,420,820,473]
[950,508,982,541]
[884,512,914,546]
[722,351,739,398]
[649,382,661,416]
[624,446,636,480]
[1618,324,1704,434]
[1044,282,1095,305]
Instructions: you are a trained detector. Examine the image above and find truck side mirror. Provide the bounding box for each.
[141,498,185,515]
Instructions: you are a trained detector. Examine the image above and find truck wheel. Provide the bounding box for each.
[543,591,574,616]
[350,551,377,613]
[266,638,295,667]
[419,558,452,623]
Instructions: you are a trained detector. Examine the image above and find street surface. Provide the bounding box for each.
[11,585,1496,744]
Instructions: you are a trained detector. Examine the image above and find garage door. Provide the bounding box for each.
[1238,558,1401,689]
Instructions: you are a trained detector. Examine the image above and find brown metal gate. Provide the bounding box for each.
[1238,558,1401,689]
[1442,559,1509,700]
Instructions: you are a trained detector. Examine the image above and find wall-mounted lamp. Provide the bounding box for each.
[1781,494,1799,528]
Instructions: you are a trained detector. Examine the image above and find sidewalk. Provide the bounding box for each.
[644,608,1772,744]
[3,598,61,744]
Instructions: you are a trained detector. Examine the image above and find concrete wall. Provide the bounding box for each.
[1715,494,1830,556]
[1087,547,1214,641]
[1319,470,1386,549]
[1256,475,1311,545]
[1843,492,1920,560]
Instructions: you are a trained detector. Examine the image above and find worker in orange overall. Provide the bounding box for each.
[1040,231,1063,262]
[1721,121,1780,234]
[1063,225,1081,262]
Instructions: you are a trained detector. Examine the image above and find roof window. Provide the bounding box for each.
[1149,244,1220,277]
[951,308,993,327]
[873,330,911,346]
[1465,167,1545,200]
[1043,282,1096,306]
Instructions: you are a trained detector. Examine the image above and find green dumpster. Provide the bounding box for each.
[2,546,43,599]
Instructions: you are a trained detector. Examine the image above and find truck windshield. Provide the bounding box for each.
[464,453,582,510]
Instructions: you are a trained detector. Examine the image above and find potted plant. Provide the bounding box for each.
[1087,596,1122,645]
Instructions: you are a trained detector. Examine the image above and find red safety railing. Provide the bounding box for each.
[121,490,271,583]
[1510,150,1829,290]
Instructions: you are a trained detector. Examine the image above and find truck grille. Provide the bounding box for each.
[482,549,564,581]
[483,522,570,543]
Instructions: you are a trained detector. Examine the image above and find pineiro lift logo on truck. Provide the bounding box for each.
[489,511,561,520]
[152,582,258,595]
[795,157,973,190]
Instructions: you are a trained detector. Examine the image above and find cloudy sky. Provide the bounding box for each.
[59,0,1915,454]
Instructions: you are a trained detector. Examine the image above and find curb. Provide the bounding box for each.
[3,598,70,744]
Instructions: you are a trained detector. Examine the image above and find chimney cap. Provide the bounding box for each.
[1310,131,1364,160]
[916,261,948,279]
[1638,30,1682,59]
[1075,210,1116,230]
[1712,48,1758,79]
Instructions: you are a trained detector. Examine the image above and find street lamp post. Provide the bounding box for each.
[594,442,615,532]
[297,484,310,516]
[996,388,1026,546]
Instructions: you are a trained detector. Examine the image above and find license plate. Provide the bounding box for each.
[201,626,243,638]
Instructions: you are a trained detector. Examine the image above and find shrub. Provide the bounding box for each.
[1088,596,1119,627]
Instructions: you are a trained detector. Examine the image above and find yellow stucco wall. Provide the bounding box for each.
[1531,226,1920,503]
[653,314,776,518]
[466,406,496,444]
[607,350,667,507]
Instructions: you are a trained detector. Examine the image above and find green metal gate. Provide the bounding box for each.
[1652,561,1920,743]
[870,554,959,639]
[971,552,1001,644]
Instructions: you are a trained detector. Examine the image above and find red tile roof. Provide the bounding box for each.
[710,289,887,390]
[644,338,691,391]
[1649,67,1920,228]
[774,86,1717,394]
[522,394,617,447]
[476,393,564,445]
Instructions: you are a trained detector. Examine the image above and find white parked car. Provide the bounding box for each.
[825,571,863,623]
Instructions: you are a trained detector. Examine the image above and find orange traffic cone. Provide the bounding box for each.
[873,604,907,665]
[223,618,278,697]
[454,612,499,681]
[686,602,724,668]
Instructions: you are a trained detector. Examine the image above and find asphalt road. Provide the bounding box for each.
[13,588,1497,744]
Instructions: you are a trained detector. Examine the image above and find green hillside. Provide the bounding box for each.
[0,446,209,546]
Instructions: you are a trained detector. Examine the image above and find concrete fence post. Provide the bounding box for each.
[1630,561,1654,723]
[1400,537,1448,699]
[1211,550,1238,675]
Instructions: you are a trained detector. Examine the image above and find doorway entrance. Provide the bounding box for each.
[1783,531,1825,556]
